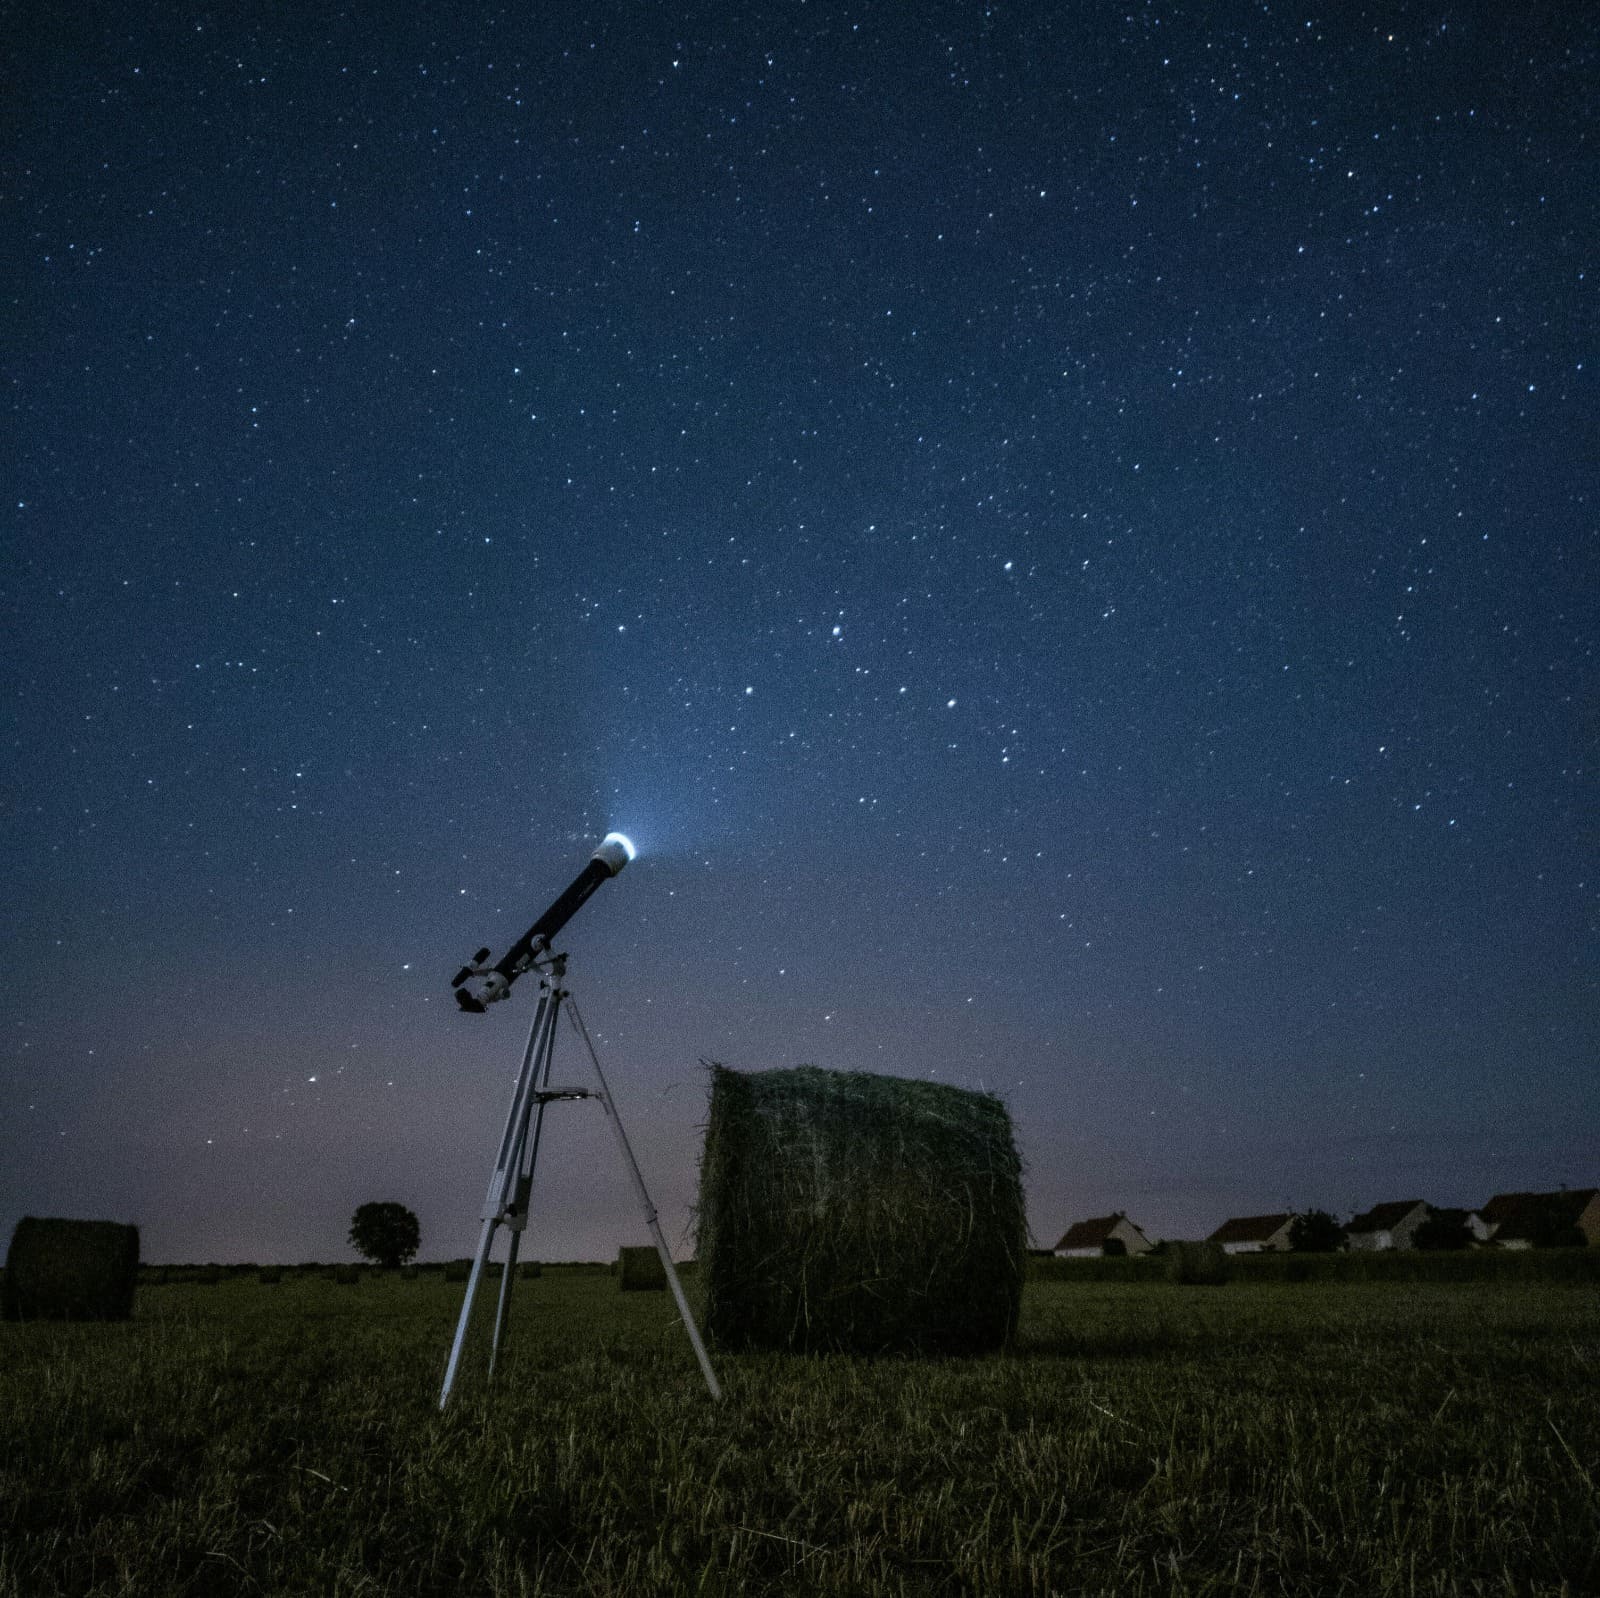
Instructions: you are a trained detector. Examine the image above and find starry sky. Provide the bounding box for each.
[6,2,1595,1264]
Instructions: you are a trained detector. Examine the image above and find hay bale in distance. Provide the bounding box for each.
[3,1217,140,1322]
[617,1245,667,1291]
[1168,1241,1230,1286]
[697,1064,1026,1354]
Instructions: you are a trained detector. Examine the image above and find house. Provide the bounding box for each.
[1206,1214,1294,1254]
[1479,1189,1600,1249]
[1345,1199,1430,1252]
[1052,1212,1154,1258]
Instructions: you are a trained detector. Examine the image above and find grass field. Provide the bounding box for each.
[3,1264,1597,1596]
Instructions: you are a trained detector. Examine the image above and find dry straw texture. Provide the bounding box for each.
[1168,1241,1231,1286]
[2,1216,140,1322]
[616,1246,667,1291]
[697,1064,1026,1354]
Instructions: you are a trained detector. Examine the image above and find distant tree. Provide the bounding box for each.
[1413,1210,1472,1251]
[1288,1209,1346,1253]
[348,1202,420,1270]
[1524,1198,1586,1250]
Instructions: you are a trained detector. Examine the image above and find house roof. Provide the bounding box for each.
[1053,1213,1140,1251]
[1206,1213,1291,1244]
[1480,1189,1599,1239]
[1481,1189,1597,1223]
[1347,1199,1428,1234]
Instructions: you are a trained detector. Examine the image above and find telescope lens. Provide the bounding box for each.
[591,832,636,876]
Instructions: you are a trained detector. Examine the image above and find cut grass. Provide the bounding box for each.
[2,1270,1596,1594]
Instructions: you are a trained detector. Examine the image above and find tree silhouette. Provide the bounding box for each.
[1288,1209,1346,1253]
[1413,1209,1472,1251]
[348,1201,420,1269]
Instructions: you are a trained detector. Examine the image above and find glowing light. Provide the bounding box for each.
[602,831,637,862]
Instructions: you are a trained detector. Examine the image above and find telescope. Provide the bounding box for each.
[450,832,635,1011]
[436,825,719,1408]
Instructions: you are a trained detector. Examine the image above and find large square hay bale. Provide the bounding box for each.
[697,1064,1026,1354]
[617,1245,667,1291]
[2,1217,140,1322]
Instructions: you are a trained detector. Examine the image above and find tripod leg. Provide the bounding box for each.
[488,1202,526,1379]
[488,997,561,1380]
[565,997,723,1401]
[443,974,562,1407]
[439,1215,499,1410]
[644,1213,723,1402]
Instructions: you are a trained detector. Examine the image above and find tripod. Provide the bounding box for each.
[438,951,721,1408]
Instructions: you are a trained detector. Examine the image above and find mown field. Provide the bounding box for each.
[3,1261,1597,1596]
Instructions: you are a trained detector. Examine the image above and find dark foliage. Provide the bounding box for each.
[1521,1198,1589,1250]
[1289,1210,1347,1253]
[347,1201,420,1270]
[1413,1211,1473,1251]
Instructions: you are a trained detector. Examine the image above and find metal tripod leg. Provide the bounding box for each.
[439,978,560,1410]
[566,998,722,1401]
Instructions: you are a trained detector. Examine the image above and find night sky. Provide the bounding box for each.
[6,3,1595,1265]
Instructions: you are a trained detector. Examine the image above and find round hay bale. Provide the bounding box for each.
[3,1217,140,1322]
[617,1245,667,1291]
[697,1064,1026,1354]
[1168,1241,1230,1286]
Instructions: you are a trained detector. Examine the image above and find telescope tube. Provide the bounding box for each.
[453,833,634,1011]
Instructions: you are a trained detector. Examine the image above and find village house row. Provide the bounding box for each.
[1051,1188,1600,1257]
